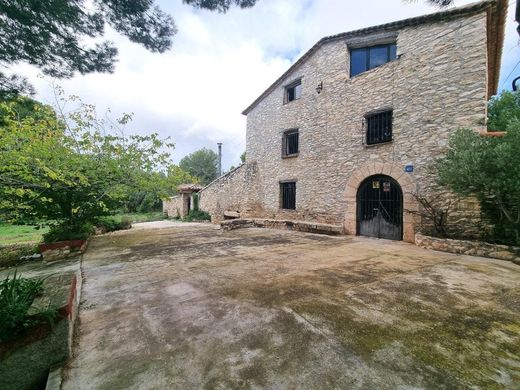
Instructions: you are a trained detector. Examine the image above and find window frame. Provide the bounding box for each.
[350,43,397,77]
[279,180,297,210]
[364,109,393,146]
[284,79,302,104]
[282,128,299,158]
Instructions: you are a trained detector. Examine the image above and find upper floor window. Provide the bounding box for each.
[282,129,299,157]
[284,79,302,103]
[350,43,397,77]
[280,181,296,210]
[365,110,393,145]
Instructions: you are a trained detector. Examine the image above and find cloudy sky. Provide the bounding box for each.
[17,0,520,170]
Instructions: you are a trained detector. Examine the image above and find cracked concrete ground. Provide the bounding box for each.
[62,222,520,389]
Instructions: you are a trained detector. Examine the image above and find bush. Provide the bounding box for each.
[183,209,211,221]
[42,223,94,243]
[95,216,132,233]
[0,271,56,342]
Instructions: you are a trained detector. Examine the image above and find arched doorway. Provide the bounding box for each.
[357,175,403,240]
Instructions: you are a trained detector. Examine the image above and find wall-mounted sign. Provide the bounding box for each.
[383,181,391,192]
[404,165,414,173]
[372,181,380,189]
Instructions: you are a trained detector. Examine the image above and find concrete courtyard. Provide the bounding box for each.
[62,222,520,389]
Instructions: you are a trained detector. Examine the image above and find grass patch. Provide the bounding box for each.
[113,212,165,223]
[0,224,48,245]
[0,213,163,246]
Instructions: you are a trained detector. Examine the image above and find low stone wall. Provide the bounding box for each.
[40,240,87,262]
[163,195,182,219]
[0,266,82,390]
[199,162,262,223]
[221,218,343,236]
[415,233,520,264]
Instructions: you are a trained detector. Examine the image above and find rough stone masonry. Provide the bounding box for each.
[195,0,506,242]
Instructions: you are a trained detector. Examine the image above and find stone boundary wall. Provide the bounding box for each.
[199,162,262,223]
[163,195,182,218]
[221,218,343,235]
[415,233,520,264]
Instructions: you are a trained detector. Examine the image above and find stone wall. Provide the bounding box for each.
[415,234,520,264]
[198,162,263,222]
[200,10,490,242]
[163,195,182,218]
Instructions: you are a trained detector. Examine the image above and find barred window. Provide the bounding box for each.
[366,110,393,145]
[282,129,299,157]
[280,181,296,210]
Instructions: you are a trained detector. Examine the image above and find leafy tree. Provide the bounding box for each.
[487,91,520,131]
[436,124,520,245]
[0,0,258,95]
[122,166,198,213]
[179,148,218,185]
[240,151,246,163]
[0,91,175,231]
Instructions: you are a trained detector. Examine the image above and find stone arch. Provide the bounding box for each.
[343,162,418,242]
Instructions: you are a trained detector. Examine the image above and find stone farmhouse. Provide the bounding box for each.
[165,0,506,242]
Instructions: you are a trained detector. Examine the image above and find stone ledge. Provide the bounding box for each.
[221,218,343,236]
[415,233,520,264]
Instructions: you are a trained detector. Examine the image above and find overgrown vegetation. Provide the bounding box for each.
[406,192,454,238]
[184,210,211,222]
[0,272,56,342]
[436,91,520,245]
[183,193,211,221]
[0,92,196,242]
[42,223,94,243]
[94,216,132,234]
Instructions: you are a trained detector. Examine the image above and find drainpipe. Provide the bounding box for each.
[217,142,222,177]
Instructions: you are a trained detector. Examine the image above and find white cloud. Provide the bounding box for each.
[14,0,518,169]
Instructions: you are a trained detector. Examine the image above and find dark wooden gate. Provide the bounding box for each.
[357,175,403,240]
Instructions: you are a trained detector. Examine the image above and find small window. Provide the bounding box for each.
[282,129,299,157]
[280,181,296,210]
[285,79,302,103]
[350,43,397,77]
[365,110,393,145]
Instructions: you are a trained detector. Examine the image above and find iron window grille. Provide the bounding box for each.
[365,110,393,145]
[282,129,299,157]
[350,43,397,77]
[284,79,302,103]
[280,181,296,210]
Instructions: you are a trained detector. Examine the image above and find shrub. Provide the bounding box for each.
[95,216,132,233]
[42,223,94,243]
[183,209,211,221]
[0,271,56,342]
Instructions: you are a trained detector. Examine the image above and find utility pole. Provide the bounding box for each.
[217,142,222,177]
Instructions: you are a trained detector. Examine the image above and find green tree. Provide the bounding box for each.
[436,124,520,245]
[487,91,520,131]
[0,0,258,95]
[0,91,175,231]
[122,166,198,213]
[179,148,218,185]
[240,151,246,163]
